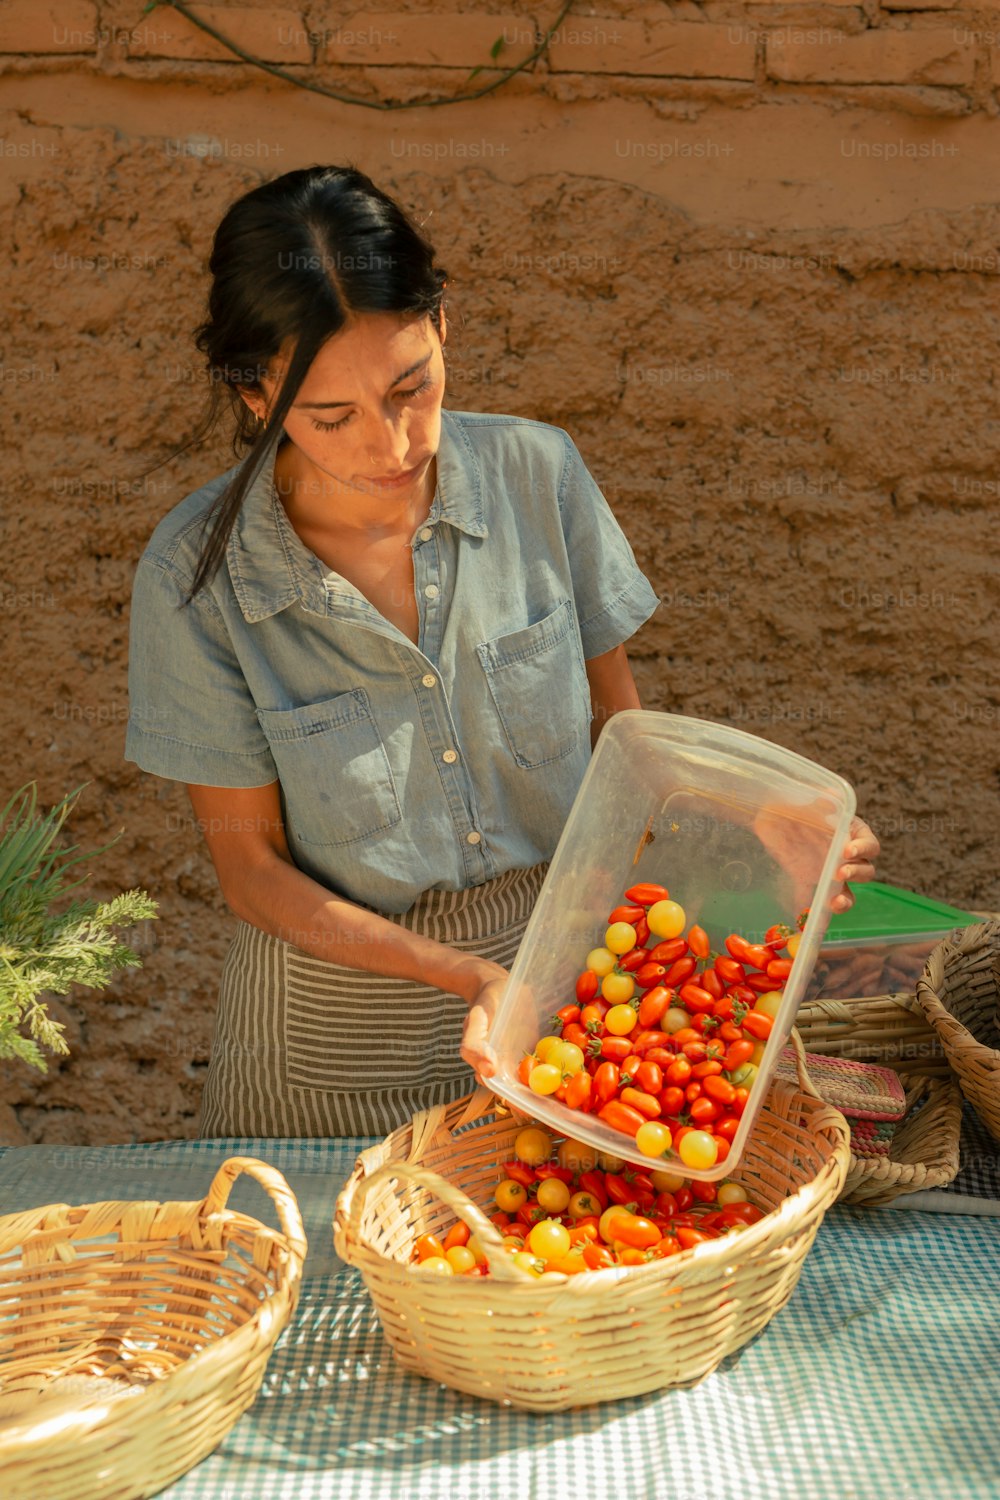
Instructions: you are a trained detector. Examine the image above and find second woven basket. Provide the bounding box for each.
[918,918,1000,1141]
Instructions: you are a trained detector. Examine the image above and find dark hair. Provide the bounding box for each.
[176,164,447,604]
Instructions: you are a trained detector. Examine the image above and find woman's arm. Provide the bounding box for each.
[585,643,643,749]
[184,782,505,1003]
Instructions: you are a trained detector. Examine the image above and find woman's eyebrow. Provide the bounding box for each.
[294,353,433,410]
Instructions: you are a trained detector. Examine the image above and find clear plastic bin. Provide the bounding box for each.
[486,709,856,1180]
[803,882,979,1000]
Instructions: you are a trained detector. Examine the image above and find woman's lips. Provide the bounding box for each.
[366,462,423,488]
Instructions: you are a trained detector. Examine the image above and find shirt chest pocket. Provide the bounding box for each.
[477,597,593,770]
[255,688,402,847]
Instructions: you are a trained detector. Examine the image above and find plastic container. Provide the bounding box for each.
[486,709,856,1179]
[804,883,980,1001]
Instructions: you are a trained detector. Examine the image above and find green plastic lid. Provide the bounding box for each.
[823,880,978,942]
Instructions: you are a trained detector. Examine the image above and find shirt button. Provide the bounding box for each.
[466,831,481,845]
[442,749,458,764]
[424,583,439,600]
[419,527,433,541]
[421,673,437,688]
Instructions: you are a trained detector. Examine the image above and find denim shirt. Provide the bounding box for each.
[125,408,661,914]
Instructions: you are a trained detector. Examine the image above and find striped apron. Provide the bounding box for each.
[198,861,549,1138]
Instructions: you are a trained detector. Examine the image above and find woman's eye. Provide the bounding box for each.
[310,373,435,434]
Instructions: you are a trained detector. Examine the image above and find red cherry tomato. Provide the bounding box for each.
[594,1061,620,1102]
[634,962,669,990]
[742,1011,774,1041]
[633,915,650,947]
[576,970,600,1004]
[714,1114,740,1142]
[625,883,670,905]
[565,1071,593,1110]
[578,1171,610,1210]
[608,904,645,926]
[619,946,651,973]
[646,938,688,965]
[638,985,672,1029]
[702,1075,736,1106]
[691,1179,717,1203]
[503,1161,537,1186]
[715,956,746,986]
[701,968,724,999]
[679,982,716,1014]
[634,1060,664,1095]
[689,1097,721,1125]
[767,958,793,981]
[724,1039,756,1071]
[665,1056,692,1087]
[659,1086,686,1116]
[664,955,698,987]
[745,971,779,993]
[601,1036,633,1061]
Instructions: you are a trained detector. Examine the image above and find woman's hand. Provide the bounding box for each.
[457,960,510,1081]
[831,815,880,914]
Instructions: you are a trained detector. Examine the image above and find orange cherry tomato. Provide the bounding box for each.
[620,1086,661,1120]
[767,958,793,981]
[612,1214,662,1249]
[443,1222,471,1251]
[634,1060,664,1094]
[688,924,711,959]
[594,1061,620,1102]
[414,1233,445,1262]
[742,1010,774,1041]
[564,1070,593,1110]
[637,985,672,1029]
[598,1099,646,1137]
[679,982,716,1014]
[702,1075,736,1106]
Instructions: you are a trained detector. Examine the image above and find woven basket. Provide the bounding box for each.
[795,992,962,1206]
[0,1156,306,1500]
[334,1035,850,1412]
[917,918,1000,1142]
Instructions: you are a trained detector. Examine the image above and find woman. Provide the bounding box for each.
[126,164,879,1138]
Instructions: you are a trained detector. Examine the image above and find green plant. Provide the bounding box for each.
[0,782,158,1071]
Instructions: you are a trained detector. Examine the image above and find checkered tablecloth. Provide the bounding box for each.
[0,1135,998,1500]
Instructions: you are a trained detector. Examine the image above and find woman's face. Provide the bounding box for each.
[248,308,447,523]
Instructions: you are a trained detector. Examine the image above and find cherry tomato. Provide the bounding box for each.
[636,1120,673,1158]
[633,914,650,947]
[679,982,716,1014]
[724,1038,756,1071]
[767,957,793,981]
[638,985,672,1029]
[503,1161,537,1187]
[659,1085,686,1116]
[664,955,698,987]
[619,1053,642,1082]
[665,1056,692,1087]
[691,1179,717,1204]
[675,1226,715,1249]
[742,1010,774,1041]
[689,1097,721,1125]
[536,1177,571,1214]
[582,1242,617,1270]
[517,1054,536,1086]
[594,1061,620,1103]
[605,921,638,955]
[634,962,669,990]
[645,938,688,969]
[495,1180,528,1213]
[608,904,646,927]
[625,882,671,905]
[600,1036,632,1062]
[702,1075,736,1106]
[715,956,746,986]
[674,1185,694,1212]
[678,1130,719,1170]
[642,1046,675,1068]
[647,900,687,939]
[634,1060,663,1094]
[765,923,793,948]
[528,1063,562,1096]
[576,970,600,1004]
[714,1115,741,1142]
[612,1214,662,1249]
[598,1100,645,1137]
[527,1219,571,1260]
[443,1221,471,1251]
[701,968,724,1000]
[602,974,636,1005]
[743,943,773,971]
[621,1086,661,1120]
[724,934,752,963]
[580,1000,609,1029]
[414,1233,445,1262]
[633,1029,671,1055]
[687,924,711,959]
[619,945,652,973]
[578,1170,610,1210]
[719,1020,744,1043]
[564,1070,593,1110]
[745,971,778,993]
[691,1059,723,1079]
[654,1190,678,1218]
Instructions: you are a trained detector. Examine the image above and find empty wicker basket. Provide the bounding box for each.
[917,918,1000,1142]
[794,990,962,1205]
[334,1039,850,1412]
[0,1156,306,1500]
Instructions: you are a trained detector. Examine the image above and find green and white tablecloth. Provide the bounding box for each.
[0,1135,998,1500]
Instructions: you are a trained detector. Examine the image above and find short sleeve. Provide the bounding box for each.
[557,433,661,659]
[124,557,278,788]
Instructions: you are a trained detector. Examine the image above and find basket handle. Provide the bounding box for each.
[346,1158,526,1282]
[203,1156,308,1269]
[785,1027,823,1102]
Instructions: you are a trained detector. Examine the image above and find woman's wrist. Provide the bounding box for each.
[444,955,509,1005]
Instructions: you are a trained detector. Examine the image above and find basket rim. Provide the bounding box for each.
[917,919,1000,1063]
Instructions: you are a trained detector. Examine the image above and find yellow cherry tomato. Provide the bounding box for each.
[513,1250,544,1276]
[446,1245,477,1273]
[750,1042,766,1066]
[636,1120,673,1159]
[717,1181,749,1205]
[753,991,784,1019]
[604,1002,638,1035]
[529,1063,562,1096]
[495,1179,528,1212]
[534,1035,563,1064]
[598,1151,626,1172]
[550,1041,585,1076]
[605,921,637,955]
[514,1126,553,1165]
[646,900,686,940]
[678,1130,719,1171]
[536,1177,571,1214]
[601,973,635,1005]
[527,1219,571,1260]
[586,946,618,977]
[651,1168,686,1194]
[414,1256,453,1275]
[787,932,802,958]
[466,1235,487,1265]
[665,1006,691,1034]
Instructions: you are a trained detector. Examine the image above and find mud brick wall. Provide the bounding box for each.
[1,0,997,1142]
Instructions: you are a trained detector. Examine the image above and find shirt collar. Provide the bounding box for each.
[227,406,487,623]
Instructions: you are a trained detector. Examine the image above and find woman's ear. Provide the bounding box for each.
[236,386,266,421]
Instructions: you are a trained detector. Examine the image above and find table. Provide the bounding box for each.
[1,1134,998,1500]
